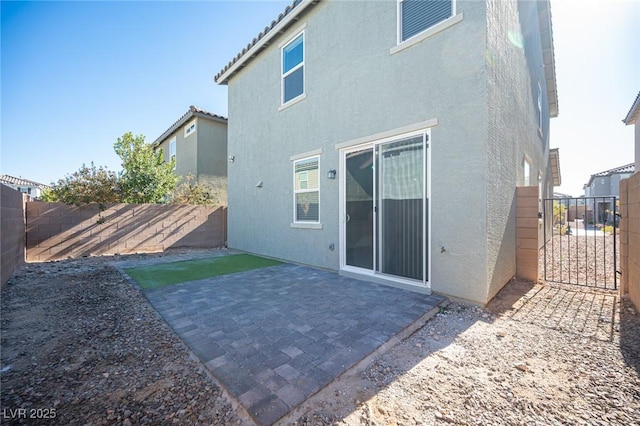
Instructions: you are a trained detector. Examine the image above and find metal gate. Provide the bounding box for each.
[542,197,618,289]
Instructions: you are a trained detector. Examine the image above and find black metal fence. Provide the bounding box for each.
[542,197,618,289]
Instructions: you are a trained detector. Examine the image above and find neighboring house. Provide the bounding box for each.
[215,0,560,305]
[0,174,49,199]
[152,105,228,182]
[623,91,640,172]
[583,163,634,223]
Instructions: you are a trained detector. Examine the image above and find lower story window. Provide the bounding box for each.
[294,156,319,222]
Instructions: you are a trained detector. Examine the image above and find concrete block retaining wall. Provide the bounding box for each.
[26,202,227,262]
[516,186,541,282]
[1,184,27,284]
[620,173,640,312]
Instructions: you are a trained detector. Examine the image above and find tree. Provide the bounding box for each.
[114,132,178,204]
[168,174,227,206]
[41,163,120,205]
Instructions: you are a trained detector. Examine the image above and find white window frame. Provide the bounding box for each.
[280,29,305,108]
[184,119,196,138]
[523,156,531,186]
[169,137,177,170]
[392,0,462,55]
[291,153,321,228]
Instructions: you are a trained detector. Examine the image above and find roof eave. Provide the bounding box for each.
[549,148,561,186]
[538,1,559,118]
[152,110,227,148]
[623,92,640,125]
[215,0,318,85]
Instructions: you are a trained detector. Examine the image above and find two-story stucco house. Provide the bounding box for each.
[215,0,559,305]
[584,163,635,223]
[0,175,49,199]
[152,105,228,182]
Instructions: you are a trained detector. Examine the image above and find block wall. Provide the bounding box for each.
[516,186,540,282]
[26,202,227,262]
[1,184,27,284]
[620,173,640,311]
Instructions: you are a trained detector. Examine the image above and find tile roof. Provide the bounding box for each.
[215,0,315,84]
[623,91,640,125]
[591,163,635,178]
[152,105,227,147]
[0,174,49,188]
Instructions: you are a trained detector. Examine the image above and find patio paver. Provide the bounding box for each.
[130,261,446,425]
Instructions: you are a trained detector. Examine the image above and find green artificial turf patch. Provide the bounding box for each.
[125,254,282,289]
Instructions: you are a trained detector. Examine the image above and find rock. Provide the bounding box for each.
[514,362,528,372]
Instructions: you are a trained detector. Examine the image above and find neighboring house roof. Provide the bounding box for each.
[549,148,561,186]
[214,0,559,119]
[152,105,227,148]
[623,91,640,125]
[0,174,49,189]
[586,163,635,186]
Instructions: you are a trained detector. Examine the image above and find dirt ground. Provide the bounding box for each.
[2,251,639,425]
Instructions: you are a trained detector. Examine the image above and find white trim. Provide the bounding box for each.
[391,13,464,55]
[216,0,315,84]
[184,118,196,138]
[281,30,305,106]
[339,267,431,295]
[290,148,322,162]
[292,154,320,225]
[523,155,532,186]
[290,222,323,230]
[335,118,438,150]
[169,137,177,170]
[278,22,308,48]
[279,93,307,112]
[338,128,431,291]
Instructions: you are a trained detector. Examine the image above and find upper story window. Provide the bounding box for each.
[169,138,176,169]
[293,156,319,222]
[399,0,453,42]
[184,119,196,138]
[282,32,305,105]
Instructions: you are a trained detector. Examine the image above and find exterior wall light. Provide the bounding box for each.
[327,169,336,179]
[228,155,235,163]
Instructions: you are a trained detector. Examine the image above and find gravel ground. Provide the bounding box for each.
[541,232,618,289]
[2,250,639,426]
[290,281,640,425]
[1,252,243,425]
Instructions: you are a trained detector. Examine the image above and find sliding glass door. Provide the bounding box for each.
[342,132,428,285]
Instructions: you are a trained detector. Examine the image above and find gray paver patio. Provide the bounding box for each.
[134,261,446,425]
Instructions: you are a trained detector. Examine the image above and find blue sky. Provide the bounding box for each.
[1,0,639,196]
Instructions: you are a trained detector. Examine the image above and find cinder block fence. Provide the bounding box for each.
[620,173,640,312]
[1,185,27,284]
[26,202,227,262]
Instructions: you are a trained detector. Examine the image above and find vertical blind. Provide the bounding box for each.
[402,0,453,41]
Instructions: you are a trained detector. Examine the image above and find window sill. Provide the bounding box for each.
[290,222,322,230]
[279,93,307,112]
[390,13,464,55]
